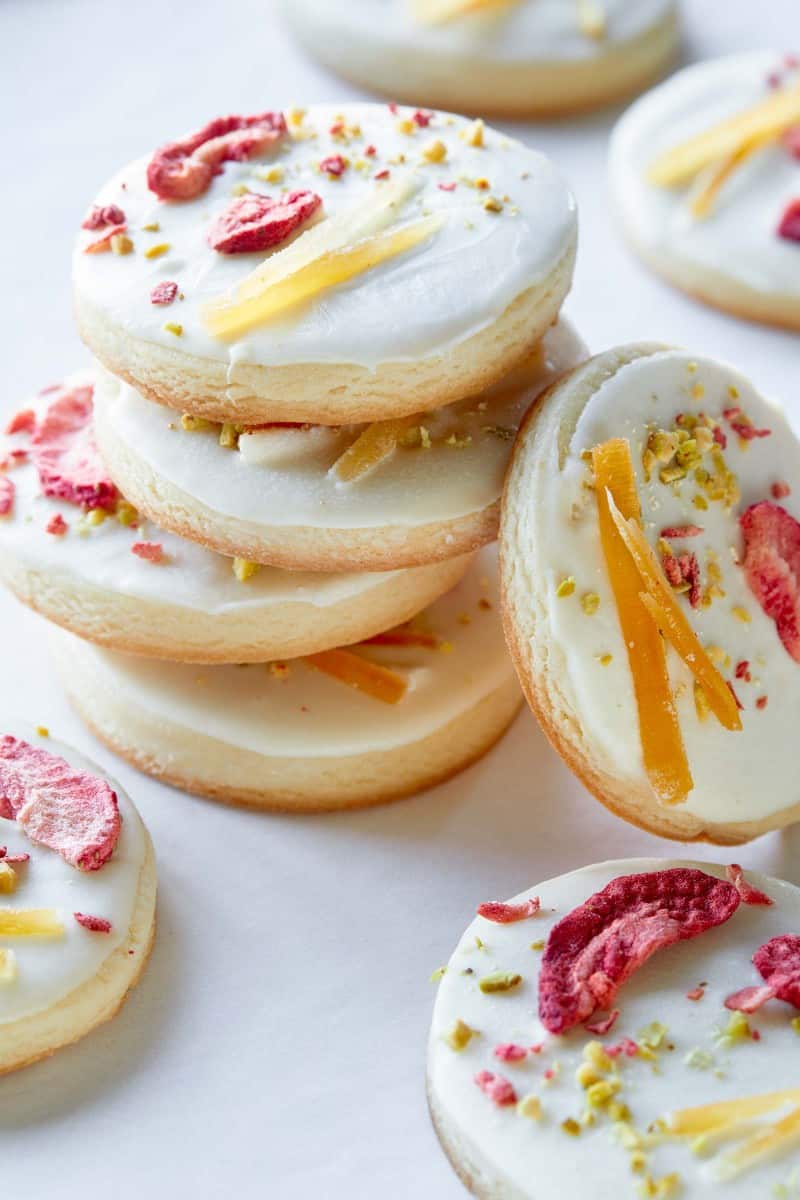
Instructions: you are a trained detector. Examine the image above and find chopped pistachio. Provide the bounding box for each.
[791,1016,800,1036]
[529,939,545,952]
[0,863,17,894]
[144,242,171,259]
[429,965,447,983]
[219,422,240,450]
[181,413,215,432]
[142,221,160,232]
[581,592,600,615]
[483,195,503,213]
[110,233,133,255]
[479,971,522,994]
[683,1048,714,1070]
[463,118,485,148]
[444,1017,479,1051]
[86,508,106,527]
[422,138,447,163]
[35,725,49,737]
[163,322,183,337]
[732,605,751,623]
[576,1062,601,1089]
[561,1117,581,1137]
[233,558,260,583]
[517,1093,542,1120]
[586,1079,621,1108]
[583,1042,614,1073]
[116,500,139,526]
[556,576,576,598]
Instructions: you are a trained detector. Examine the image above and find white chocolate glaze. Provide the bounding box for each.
[287,0,676,66]
[0,722,147,1024]
[72,103,576,370]
[610,52,800,302]
[93,321,585,531]
[48,547,516,757]
[533,349,800,825]
[429,858,800,1199]
[0,376,457,617]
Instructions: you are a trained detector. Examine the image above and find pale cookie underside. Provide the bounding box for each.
[0,835,156,1075]
[285,6,680,119]
[0,548,472,663]
[76,246,575,426]
[500,344,800,845]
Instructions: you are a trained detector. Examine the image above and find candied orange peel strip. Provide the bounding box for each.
[362,628,439,648]
[648,81,800,188]
[714,1106,800,1181]
[592,438,693,805]
[689,128,777,218]
[305,649,408,704]
[0,908,64,937]
[412,0,520,26]
[330,416,419,482]
[666,1090,800,1138]
[606,497,741,731]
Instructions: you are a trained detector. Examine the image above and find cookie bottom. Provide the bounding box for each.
[0,835,157,1075]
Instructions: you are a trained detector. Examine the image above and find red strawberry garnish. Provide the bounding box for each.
[778,198,800,243]
[207,190,322,255]
[740,500,800,662]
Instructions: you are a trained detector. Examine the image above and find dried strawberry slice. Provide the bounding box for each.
[147,112,287,201]
[5,408,35,436]
[0,476,14,516]
[0,735,120,871]
[778,198,800,242]
[725,934,800,1013]
[207,190,322,254]
[538,868,741,1034]
[740,501,800,662]
[30,383,117,511]
[726,863,774,906]
[476,897,540,924]
[74,912,112,933]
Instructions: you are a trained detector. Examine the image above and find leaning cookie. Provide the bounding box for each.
[428,857,800,1199]
[0,376,470,662]
[502,344,800,843]
[610,52,800,331]
[51,548,521,812]
[92,321,585,572]
[283,0,679,119]
[73,103,577,425]
[0,722,156,1074]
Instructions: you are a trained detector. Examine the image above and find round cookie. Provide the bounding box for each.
[283,0,680,119]
[73,103,577,425]
[428,857,800,1199]
[92,321,586,572]
[0,376,471,662]
[0,722,156,1075]
[610,52,800,331]
[501,344,800,843]
[50,548,522,812]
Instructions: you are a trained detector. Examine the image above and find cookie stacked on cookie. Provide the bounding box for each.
[1,103,584,810]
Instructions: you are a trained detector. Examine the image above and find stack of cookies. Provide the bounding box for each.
[0,101,583,811]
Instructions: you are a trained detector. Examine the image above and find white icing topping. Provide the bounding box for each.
[0,723,147,1025]
[50,547,516,757]
[72,103,576,370]
[532,349,800,825]
[0,379,448,616]
[429,858,800,1199]
[610,52,800,301]
[93,321,585,531]
[287,0,676,66]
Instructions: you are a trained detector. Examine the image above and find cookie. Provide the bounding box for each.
[0,376,471,662]
[501,344,800,843]
[610,52,800,331]
[73,103,577,425]
[428,857,800,1199]
[91,321,585,572]
[51,548,522,811]
[283,0,679,119]
[0,723,156,1074]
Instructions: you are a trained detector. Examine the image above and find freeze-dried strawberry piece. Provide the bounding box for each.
[207,190,322,255]
[0,735,120,871]
[726,863,774,906]
[784,127,800,158]
[46,513,68,536]
[474,1070,517,1106]
[772,481,792,500]
[81,204,126,230]
[538,868,741,1035]
[723,406,771,440]
[725,935,800,1013]
[661,525,703,539]
[319,153,347,177]
[740,501,800,663]
[493,1044,528,1062]
[30,384,117,511]
[131,541,164,563]
[83,222,128,254]
[476,897,540,924]
[585,1009,619,1036]
[147,112,287,201]
[0,477,14,516]
[5,408,35,436]
[778,198,800,242]
[605,1037,639,1058]
[150,280,179,305]
[74,912,112,933]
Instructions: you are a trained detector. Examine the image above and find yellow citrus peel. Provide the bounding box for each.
[0,908,64,937]
[330,416,419,482]
[592,438,692,805]
[606,498,741,731]
[666,1090,800,1138]
[411,0,519,25]
[648,80,800,188]
[714,1106,800,1181]
[305,649,408,704]
[688,128,778,218]
[362,628,439,648]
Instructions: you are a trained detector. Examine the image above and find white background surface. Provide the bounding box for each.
[1,2,798,1195]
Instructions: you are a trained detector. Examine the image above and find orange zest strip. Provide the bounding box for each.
[666,1090,800,1138]
[689,129,777,219]
[715,1106,800,1181]
[412,0,520,25]
[0,908,64,937]
[362,629,439,648]
[606,497,742,731]
[330,417,418,482]
[592,438,693,806]
[648,81,800,187]
[305,649,408,704]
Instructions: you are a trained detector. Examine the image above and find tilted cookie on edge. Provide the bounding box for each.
[501,343,800,843]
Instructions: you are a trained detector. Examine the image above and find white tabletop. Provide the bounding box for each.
[1,1,798,1194]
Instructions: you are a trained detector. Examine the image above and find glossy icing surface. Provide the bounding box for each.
[429,858,800,1198]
